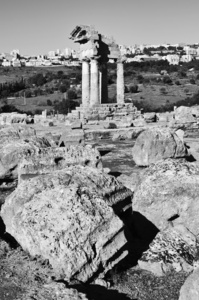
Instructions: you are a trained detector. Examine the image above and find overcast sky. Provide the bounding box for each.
[0,0,198,55]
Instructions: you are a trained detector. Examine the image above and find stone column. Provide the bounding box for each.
[90,58,100,107]
[100,62,108,103]
[116,60,125,104]
[82,59,90,107]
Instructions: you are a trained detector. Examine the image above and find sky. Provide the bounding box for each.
[0,0,199,55]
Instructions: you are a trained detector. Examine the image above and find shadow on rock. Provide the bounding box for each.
[0,216,19,248]
[115,209,159,270]
[109,171,122,177]
[72,284,133,300]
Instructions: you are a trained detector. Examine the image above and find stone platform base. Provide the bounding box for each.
[67,103,141,122]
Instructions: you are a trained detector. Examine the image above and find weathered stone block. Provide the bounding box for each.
[59,129,85,146]
[1,165,132,282]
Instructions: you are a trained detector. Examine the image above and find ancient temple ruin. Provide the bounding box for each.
[68,25,140,122]
[70,25,125,107]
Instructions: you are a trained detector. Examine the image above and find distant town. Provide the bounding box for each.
[1,42,199,67]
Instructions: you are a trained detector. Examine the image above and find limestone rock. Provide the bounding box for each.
[1,166,132,282]
[133,158,199,236]
[144,112,157,123]
[138,225,198,276]
[117,171,145,192]
[10,113,28,124]
[71,120,82,129]
[174,106,197,123]
[103,122,117,129]
[132,128,187,166]
[179,267,199,300]
[131,118,146,127]
[18,145,103,182]
[22,282,88,300]
[0,126,36,144]
[59,129,85,146]
[0,113,29,124]
[0,127,50,180]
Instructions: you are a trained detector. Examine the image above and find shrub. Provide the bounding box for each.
[137,75,144,83]
[184,88,189,94]
[35,109,42,115]
[25,90,32,98]
[163,76,172,84]
[47,99,52,106]
[124,85,129,93]
[129,84,138,93]
[190,78,196,84]
[67,89,77,100]
[160,87,167,94]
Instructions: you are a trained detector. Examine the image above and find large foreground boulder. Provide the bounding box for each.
[179,267,199,300]
[133,158,199,236]
[132,128,187,166]
[1,166,133,282]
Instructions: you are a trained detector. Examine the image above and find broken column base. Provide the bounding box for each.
[67,103,141,123]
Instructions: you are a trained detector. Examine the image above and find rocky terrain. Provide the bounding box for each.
[1,107,199,300]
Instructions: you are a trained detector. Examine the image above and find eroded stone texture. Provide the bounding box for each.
[58,129,85,146]
[133,158,199,237]
[18,145,103,182]
[179,267,199,300]
[0,127,50,180]
[174,106,198,123]
[1,166,132,282]
[0,126,36,144]
[22,282,88,300]
[138,225,198,276]
[143,112,157,123]
[132,128,187,166]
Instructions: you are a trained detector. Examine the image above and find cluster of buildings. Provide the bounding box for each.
[1,43,199,67]
[0,48,80,68]
[119,43,199,65]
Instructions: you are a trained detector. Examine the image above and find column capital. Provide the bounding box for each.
[81,57,90,63]
[90,55,101,61]
[117,56,127,64]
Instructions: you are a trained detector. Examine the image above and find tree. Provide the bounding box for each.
[47,99,52,106]
[53,99,79,114]
[59,85,68,93]
[129,84,138,93]
[163,76,172,84]
[67,89,77,100]
[160,87,167,94]
[190,78,196,84]
[25,89,32,98]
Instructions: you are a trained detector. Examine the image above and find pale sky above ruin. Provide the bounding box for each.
[0,0,199,55]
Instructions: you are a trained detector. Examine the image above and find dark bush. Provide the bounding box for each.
[47,99,52,106]
[54,99,79,114]
[190,78,196,84]
[160,87,167,94]
[129,85,138,93]
[67,89,77,100]
[163,76,172,84]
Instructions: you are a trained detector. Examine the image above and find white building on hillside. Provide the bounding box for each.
[165,54,180,65]
[180,54,193,63]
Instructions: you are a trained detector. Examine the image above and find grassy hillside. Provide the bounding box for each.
[1,60,199,114]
